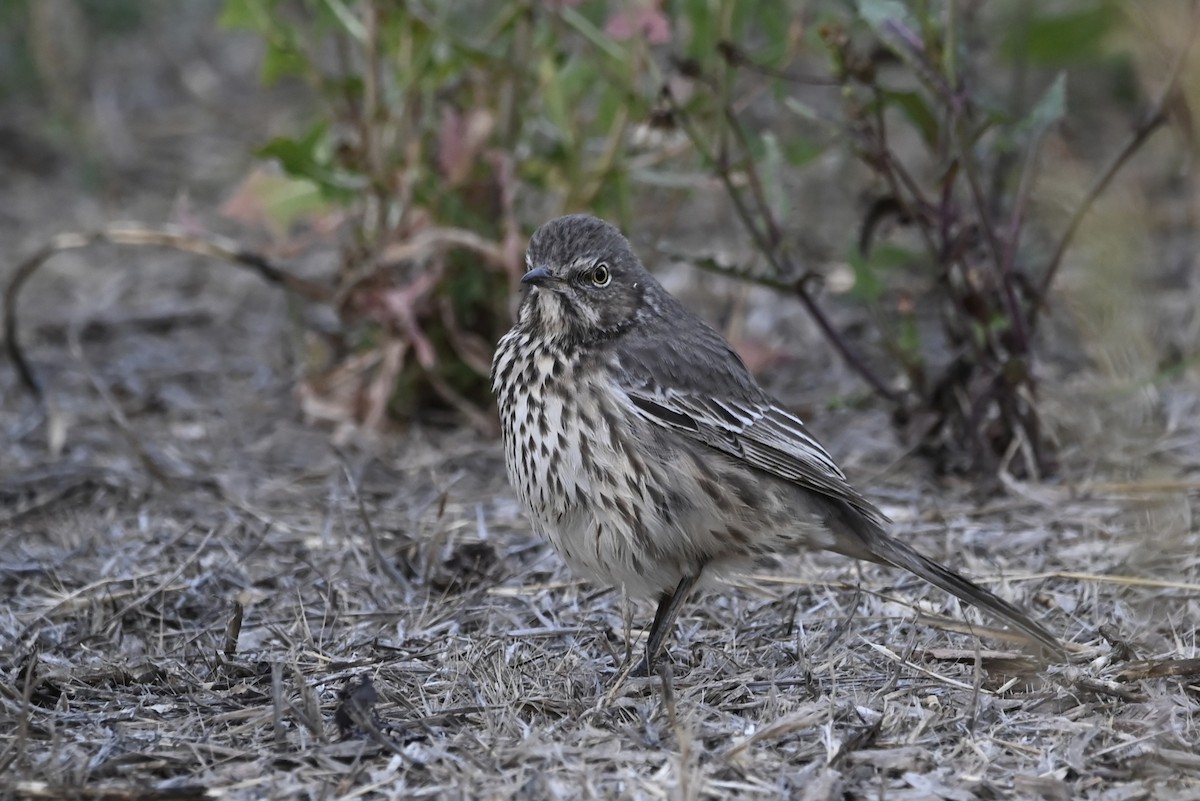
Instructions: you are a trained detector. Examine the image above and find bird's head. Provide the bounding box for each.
[516,214,651,343]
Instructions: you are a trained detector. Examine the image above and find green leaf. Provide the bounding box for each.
[683,0,717,64]
[871,244,919,270]
[261,38,307,84]
[757,0,792,68]
[557,57,592,106]
[79,0,148,35]
[256,130,319,174]
[595,84,621,132]
[782,135,826,168]
[538,55,575,147]
[1024,72,1067,135]
[1003,4,1118,66]
[559,5,626,62]
[898,310,921,362]
[261,177,328,229]
[784,97,822,123]
[319,0,367,42]
[236,171,331,234]
[256,124,367,196]
[883,89,940,149]
[848,250,884,304]
[219,0,269,30]
[729,2,756,49]
[848,244,918,303]
[855,0,916,35]
[760,133,788,222]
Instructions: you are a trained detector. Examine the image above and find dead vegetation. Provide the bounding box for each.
[3,5,1200,801]
[3,271,1199,799]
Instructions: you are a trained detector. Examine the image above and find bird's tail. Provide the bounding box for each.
[828,504,1066,659]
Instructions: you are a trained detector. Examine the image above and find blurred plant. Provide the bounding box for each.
[218,0,661,433]
[653,0,1188,478]
[0,0,148,105]
[6,0,1185,479]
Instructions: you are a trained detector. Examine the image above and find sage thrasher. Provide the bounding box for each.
[491,214,1063,671]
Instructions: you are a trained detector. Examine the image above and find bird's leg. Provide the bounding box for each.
[637,573,701,676]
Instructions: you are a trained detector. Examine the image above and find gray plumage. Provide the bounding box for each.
[491,214,1063,667]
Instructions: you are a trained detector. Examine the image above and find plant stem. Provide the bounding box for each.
[668,90,902,404]
[1030,20,1195,332]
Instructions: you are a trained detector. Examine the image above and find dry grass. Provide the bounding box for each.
[2,301,1199,800]
[3,7,1200,798]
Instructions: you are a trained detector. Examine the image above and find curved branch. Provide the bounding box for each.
[664,88,903,405]
[3,224,335,402]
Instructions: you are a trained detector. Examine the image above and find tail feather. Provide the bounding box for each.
[827,504,1065,658]
[869,535,1065,658]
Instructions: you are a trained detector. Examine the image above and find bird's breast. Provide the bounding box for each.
[492,331,586,516]
[496,332,729,595]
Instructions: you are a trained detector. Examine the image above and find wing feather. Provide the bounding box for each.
[611,313,886,522]
[609,316,1065,657]
[623,384,886,525]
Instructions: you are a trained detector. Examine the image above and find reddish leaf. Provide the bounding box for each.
[605,2,671,44]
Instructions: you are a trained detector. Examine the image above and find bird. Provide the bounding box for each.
[490,214,1064,673]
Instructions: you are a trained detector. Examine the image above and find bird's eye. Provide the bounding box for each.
[590,263,611,287]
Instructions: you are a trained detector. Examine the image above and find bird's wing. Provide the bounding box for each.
[613,321,1067,657]
[614,331,886,525]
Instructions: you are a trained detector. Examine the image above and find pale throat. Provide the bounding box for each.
[522,289,599,340]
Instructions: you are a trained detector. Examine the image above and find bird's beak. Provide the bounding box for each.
[521,266,556,287]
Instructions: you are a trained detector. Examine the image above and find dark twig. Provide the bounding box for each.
[866,86,940,263]
[876,17,955,108]
[952,114,1028,355]
[1030,31,1195,332]
[341,462,415,591]
[716,40,839,86]
[995,125,1049,356]
[722,106,786,251]
[666,88,902,404]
